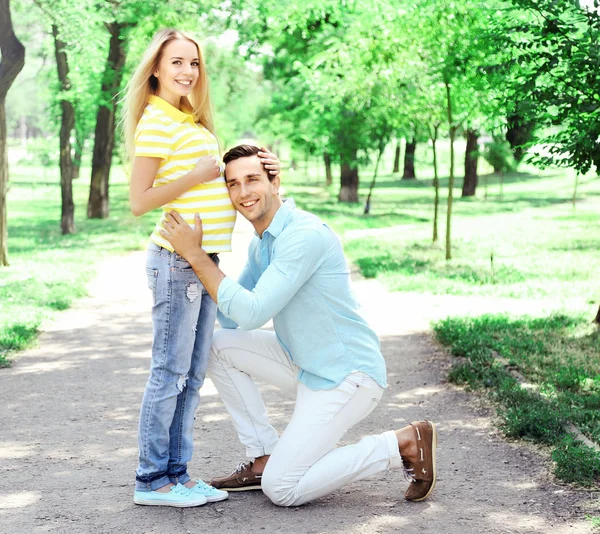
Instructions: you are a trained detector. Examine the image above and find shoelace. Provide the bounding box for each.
[194,479,214,491]
[235,461,251,473]
[403,467,416,483]
[172,483,193,495]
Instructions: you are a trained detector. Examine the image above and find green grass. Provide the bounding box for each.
[433,314,600,486]
[1,162,156,364]
[286,153,600,312]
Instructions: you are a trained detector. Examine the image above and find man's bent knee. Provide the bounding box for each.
[261,470,298,507]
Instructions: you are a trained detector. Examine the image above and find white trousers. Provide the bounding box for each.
[207,329,403,506]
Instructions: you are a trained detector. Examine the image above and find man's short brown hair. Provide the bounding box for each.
[223,144,274,182]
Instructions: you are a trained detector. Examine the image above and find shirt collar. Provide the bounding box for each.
[148,95,194,124]
[257,198,296,239]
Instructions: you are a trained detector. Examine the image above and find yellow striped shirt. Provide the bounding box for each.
[134,95,235,253]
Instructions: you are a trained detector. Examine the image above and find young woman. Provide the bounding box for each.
[123,28,279,508]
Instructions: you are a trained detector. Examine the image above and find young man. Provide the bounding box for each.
[159,144,437,507]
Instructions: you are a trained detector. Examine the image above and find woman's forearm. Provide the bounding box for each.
[130,171,203,216]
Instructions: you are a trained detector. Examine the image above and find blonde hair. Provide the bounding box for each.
[123,28,215,158]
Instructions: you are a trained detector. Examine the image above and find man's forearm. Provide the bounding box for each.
[185,250,226,303]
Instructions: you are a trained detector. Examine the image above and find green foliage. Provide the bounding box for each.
[552,435,600,487]
[497,0,600,173]
[496,382,566,444]
[0,323,40,365]
[433,313,600,486]
[203,41,272,148]
[483,137,517,173]
[229,0,414,194]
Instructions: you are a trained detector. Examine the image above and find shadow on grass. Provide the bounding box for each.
[549,240,599,252]
[290,182,587,223]
[372,170,563,190]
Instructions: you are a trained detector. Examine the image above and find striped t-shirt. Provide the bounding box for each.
[134,95,235,253]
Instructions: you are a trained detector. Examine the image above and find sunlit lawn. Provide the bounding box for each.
[284,143,600,315]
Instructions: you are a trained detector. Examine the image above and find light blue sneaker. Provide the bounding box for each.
[133,483,208,507]
[191,479,229,502]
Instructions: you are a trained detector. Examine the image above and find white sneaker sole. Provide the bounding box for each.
[205,492,229,502]
[219,485,262,492]
[133,496,208,507]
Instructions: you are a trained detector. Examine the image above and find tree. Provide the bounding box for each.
[410,0,506,257]
[499,0,600,174]
[430,122,442,242]
[445,82,456,260]
[392,141,401,173]
[88,20,129,219]
[0,0,25,266]
[323,152,333,186]
[506,110,535,163]
[52,24,76,234]
[34,0,108,231]
[230,0,409,203]
[462,128,479,197]
[402,137,417,180]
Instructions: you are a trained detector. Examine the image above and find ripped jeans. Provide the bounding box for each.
[135,243,218,491]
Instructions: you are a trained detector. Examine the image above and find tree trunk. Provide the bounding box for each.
[323,151,332,186]
[304,152,309,179]
[402,138,416,180]
[53,25,76,235]
[364,144,384,214]
[594,305,600,327]
[445,82,455,261]
[73,128,85,179]
[338,149,359,203]
[506,112,535,163]
[0,0,26,267]
[88,22,127,219]
[392,141,400,173]
[0,102,9,267]
[432,125,440,243]
[462,129,479,197]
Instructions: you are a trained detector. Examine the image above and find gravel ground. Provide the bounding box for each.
[1,220,597,534]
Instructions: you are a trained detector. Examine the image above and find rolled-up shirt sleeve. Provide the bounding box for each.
[217,228,326,331]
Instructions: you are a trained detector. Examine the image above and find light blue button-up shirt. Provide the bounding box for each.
[217,199,387,391]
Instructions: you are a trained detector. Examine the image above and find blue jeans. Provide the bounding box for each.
[135,243,218,491]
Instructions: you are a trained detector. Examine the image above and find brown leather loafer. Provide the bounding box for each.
[209,461,262,491]
[402,420,437,501]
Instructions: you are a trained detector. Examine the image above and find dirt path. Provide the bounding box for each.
[0,220,596,534]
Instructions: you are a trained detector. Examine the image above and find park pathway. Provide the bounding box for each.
[0,217,596,534]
